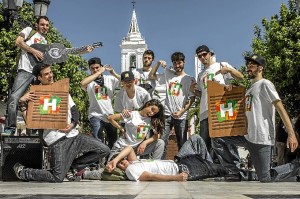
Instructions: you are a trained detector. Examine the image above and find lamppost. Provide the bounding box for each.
[2,0,51,29]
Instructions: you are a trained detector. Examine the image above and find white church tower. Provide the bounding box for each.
[120,1,147,72]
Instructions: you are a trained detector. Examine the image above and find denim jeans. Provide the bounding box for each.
[90,116,118,149]
[177,134,213,162]
[161,115,188,159]
[6,70,35,130]
[212,136,300,182]
[200,118,211,152]
[19,133,110,182]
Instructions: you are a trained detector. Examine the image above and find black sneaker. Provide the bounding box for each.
[224,173,241,182]
[13,163,25,180]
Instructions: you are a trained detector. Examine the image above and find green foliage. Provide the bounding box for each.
[0,2,91,132]
[251,0,300,117]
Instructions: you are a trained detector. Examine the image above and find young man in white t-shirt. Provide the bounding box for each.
[104,134,227,181]
[13,64,110,182]
[114,71,151,116]
[149,52,195,159]
[2,17,94,136]
[132,50,157,97]
[191,45,244,153]
[80,57,120,148]
[212,53,299,182]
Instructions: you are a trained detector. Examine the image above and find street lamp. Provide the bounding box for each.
[33,0,51,17]
[1,0,51,28]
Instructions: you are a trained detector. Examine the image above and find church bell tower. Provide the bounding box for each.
[120,0,147,72]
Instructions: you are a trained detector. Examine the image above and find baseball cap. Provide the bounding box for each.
[244,53,266,67]
[88,57,101,66]
[196,45,214,55]
[121,71,134,81]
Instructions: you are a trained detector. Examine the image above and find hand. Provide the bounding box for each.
[122,109,132,118]
[58,123,74,134]
[176,172,188,181]
[216,62,231,75]
[190,80,197,93]
[172,111,183,119]
[86,45,94,53]
[31,49,44,61]
[224,84,233,91]
[96,66,106,75]
[287,134,298,152]
[104,65,114,73]
[137,142,147,155]
[106,160,117,173]
[158,60,167,68]
[20,92,37,102]
[119,127,126,138]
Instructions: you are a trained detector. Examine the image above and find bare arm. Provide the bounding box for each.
[80,67,105,89]
[137,133,159,155]
[107,113,126,135]
[105,65,121,81]
[106,146,138,173]
[218,63,244,80]
[273,100,298,152]
[172,96,195,119]
[148,60,167,80]
[15,33,44,61]
[139,171,188,181]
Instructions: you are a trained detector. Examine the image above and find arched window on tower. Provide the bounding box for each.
[130,54,136,70]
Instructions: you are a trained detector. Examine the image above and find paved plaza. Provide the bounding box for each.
[0,178,299,199]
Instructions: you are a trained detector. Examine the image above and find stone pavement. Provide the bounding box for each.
[0,178,299,199]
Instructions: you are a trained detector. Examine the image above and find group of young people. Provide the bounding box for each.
[1,16,299,183]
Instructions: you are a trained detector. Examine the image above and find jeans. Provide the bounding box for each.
[200,118,211,152]
[19,133,110,182]
[177,134,213,162]
[161,115,188,159]
[212,136,300,182]
[6,70,35,130]
[90,116,118,149]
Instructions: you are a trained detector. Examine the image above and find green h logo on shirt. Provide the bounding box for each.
[95,85,108,100]
[168,81,182,96]
[39,95,61,115]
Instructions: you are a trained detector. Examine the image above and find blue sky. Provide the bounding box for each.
[44,0,288,76]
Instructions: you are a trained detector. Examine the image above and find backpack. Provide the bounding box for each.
[16,29,37,65]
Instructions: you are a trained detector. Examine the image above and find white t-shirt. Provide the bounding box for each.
[43,95,79,146]
[157,68,195,120]
[113,111,151,149]
[86,75,119,122]
[18,27,47,73]
[244,79,280,145]
[114,85,151,113]
[197,62,234,121]
[132,68,157,96]
[125,159,179,181]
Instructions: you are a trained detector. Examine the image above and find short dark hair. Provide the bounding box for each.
[171,52,185,62]
[143,50,155,60]
[36,16,49,24]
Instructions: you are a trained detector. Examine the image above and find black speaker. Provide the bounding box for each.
[0,136,43,181]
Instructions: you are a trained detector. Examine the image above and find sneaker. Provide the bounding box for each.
[1,128,15,136]
[13,163,25,180]
[66,169,85,182]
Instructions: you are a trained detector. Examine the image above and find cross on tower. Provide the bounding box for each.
[132,0,136,9]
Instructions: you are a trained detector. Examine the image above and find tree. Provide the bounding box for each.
[251,0,300,117]
[0,2,91,132]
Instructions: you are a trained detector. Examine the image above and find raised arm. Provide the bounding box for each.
[218,62,244,80]
[148,60,167,80]
[105,65,121,81]
[80,66,105,89]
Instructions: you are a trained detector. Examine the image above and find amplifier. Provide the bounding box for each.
[0,136,43,181]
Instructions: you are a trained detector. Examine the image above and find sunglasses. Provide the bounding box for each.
[197,52,208,58]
